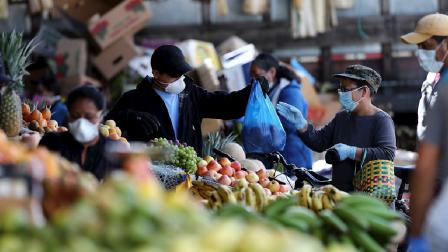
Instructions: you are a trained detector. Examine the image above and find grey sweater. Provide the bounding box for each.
[299,110,396,191]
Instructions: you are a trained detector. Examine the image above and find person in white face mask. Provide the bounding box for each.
[401,13,448,141]
[106,45,269,155]
[39,86,122,180]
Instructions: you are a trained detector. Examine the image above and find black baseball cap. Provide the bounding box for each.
[151,45,192,78]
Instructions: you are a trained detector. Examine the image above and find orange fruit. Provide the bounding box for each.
[22,103,30,115]
[41,107,51,120]
[30,110,42,122]
[109,133,120,140]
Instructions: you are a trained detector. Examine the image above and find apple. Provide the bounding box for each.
[218,175,232,186]
[197,166,208,176]
[205,170,218,179]
[279,184,289,193]
[263,188,272,196]
[269,181,280,193]
[204,156,214,164]
[256,169,268,180]
[230,161,242,171]
[207,160,222,172]
[197,159,208,168]
[219,165,234,177]
[259,178,270,188]
[234,171,246,179]
[267,169,276,177]
[246,171,259,183]
[219,157,231,167]
[235,179,249,189]
[242,171,248,177]
[230,180,238,187]
[215,173,222,180]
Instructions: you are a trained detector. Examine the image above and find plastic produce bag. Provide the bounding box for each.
[242,81,286,153]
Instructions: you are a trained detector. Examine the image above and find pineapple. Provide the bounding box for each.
[0,31,37,137]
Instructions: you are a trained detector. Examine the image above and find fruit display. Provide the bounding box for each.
[196,155,293,197]
[150,138,200,174]
[215,194,406,252]
[0,172,326,252]
[0,31,36,137]
[22,103,68,134]
[99,119,128,144]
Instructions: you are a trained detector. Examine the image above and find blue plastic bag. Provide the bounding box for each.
[242,81,286,153]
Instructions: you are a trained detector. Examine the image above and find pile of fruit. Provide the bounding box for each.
[150,138,200,174]
[215,194,406,252]
[0,172,327,252]
[22,103,68,134]
[99,119,128,144]
[296,184,349,212]
[196,155,292,196]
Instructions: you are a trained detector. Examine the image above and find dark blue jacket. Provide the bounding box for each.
[269,80,313,170]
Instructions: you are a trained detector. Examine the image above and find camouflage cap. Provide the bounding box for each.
[333,64,382,93]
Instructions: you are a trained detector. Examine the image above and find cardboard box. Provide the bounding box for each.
[59,75,102,97]
[88,0,150,49]
[176,40,221,70]
[54,38,87,79]
[53,0,120,24]
[93,38,139,80]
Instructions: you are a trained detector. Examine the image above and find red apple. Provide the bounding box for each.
[242,171,248,177]
[218,175,232,186]
[259,178,270,188]
[234,171,246,179]
[269,181,280,193]
[246,171,259,183]
[207,160,222,172]
[263,188,272,196]
[230,180,238,187]
[205,170,218,179]
[218,157,231,167]
[256,169,267,180]
[279,184,289,193]
[230,161,242,171]
[219,165,234,177]
[197,166,208,176]
[197,159,208,168]
[204,156,214,164]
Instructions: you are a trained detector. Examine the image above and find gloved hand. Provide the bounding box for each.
[409,236,430,252]
[331,143,357,161]
[252,76,269,96]
[276,102,307,130]
[127,110,161,138]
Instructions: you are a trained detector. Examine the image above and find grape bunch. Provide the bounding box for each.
[150,138,200,174]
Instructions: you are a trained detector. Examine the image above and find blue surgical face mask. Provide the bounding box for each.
[338,86,365,112]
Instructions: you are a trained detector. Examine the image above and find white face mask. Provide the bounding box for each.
[161,76,186,94]
[69,118,99,144]
[416,44,448,73]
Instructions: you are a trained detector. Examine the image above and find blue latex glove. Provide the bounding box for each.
[409,236,430,252]
[332,143,357,161]
[276,102,307,130]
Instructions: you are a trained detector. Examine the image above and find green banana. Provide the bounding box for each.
[275,215,310,233]
[355,206,402,220]
[319,209,348,233]
[263,197,296,218]
[349,226,385,252]
[284,206,319,226]
[363,214,398,238]
[333,205,369,229]
[340,194,388,209]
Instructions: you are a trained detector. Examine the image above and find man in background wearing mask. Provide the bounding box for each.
[107,45,268,154]
[401,13,448,140]
[277,65,396,191]
[39,86,122,180]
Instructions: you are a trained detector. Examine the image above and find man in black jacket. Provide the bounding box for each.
[106,45,268,154]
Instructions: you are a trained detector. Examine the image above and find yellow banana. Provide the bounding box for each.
[217,186,237,204]
[249,183,267,211]
[311,191,323,212]
[244,187,257,210]
[298,184,312,208]
[208,191,223,209]
[322,193,335,209]
[321,185,349,203]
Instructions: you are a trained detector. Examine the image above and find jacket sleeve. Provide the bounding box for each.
[105,93,132,130]
[278,83,308,131]
[299,118,336,153]
[363,114,396,162]
[197,84,252,120]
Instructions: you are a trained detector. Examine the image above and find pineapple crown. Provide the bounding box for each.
[0,31,38,94]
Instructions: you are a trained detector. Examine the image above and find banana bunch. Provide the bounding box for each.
[320,194,405,252]
[190,180,220,199]
[205,183,268,211]
[297,184,349,212]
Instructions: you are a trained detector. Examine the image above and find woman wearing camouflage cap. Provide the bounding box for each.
[277,65,396,191]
